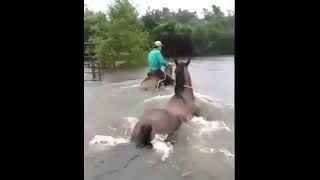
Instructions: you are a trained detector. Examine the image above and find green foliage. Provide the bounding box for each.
[141,5,234,56]
[84,2,234,69]
[84,0,150,69]
[175,9,198,23]
[191,23,209,55]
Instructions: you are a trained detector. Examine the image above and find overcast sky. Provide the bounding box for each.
[84,0,234,17]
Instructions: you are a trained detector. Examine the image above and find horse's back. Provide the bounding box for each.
[140,77,158,91]
[165,96,197,122]
[140,108,180,135]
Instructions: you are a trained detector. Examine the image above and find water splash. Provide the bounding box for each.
[89,135,129,146]
[196,146,234,158]
[89,118,174,162]
[142,92,232,109]
[88,92,233,165]
[89,134,173,162]
[191,116,232,134]
[143,94,172,103]
[119,84,140,89]
[218,149,235,158]
[151,134,173,162]
[123,117,139,130]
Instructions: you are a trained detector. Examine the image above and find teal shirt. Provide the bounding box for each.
[147,48,169,70]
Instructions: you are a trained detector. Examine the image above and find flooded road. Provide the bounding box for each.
[84,56,234,180]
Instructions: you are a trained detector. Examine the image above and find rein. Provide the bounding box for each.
[183,85,193,89]
[156,72,167,91]
[173,83,193,89]
[156,64,173,91]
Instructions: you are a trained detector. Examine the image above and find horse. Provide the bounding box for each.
[131,58,199,148]
[140,64,174,91]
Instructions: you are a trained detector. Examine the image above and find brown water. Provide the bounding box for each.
[84,56,234,180]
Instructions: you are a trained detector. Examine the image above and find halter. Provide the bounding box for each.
[173,83,193,89]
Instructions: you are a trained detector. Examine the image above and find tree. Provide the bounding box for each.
[141,9,161,32]
[93,0,150,69]
[174,9,197,23]
[85,3,234,64]
[211,5,224,17]
[191,23,209,55]
[140,5,234,56]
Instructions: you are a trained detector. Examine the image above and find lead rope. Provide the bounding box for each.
[156,71,166,91]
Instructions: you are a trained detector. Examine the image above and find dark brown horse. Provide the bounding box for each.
[131,58,198,148]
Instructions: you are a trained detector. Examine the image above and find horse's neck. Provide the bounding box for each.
[183,72,194,101]
[182,88,194,102]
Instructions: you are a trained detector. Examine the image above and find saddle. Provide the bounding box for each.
[147,71,159,78]
[141,71,162,89]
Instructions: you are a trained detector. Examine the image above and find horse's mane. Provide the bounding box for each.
[174,63,185,96]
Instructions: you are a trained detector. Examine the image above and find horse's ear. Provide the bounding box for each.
[174,58,179,66]
[186,57,191,66]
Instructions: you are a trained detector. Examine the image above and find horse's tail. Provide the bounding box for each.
[135,124,153,148]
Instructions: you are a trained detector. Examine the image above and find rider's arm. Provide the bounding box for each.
[157,51,169,67]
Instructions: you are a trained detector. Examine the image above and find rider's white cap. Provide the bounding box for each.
[154,41,164,47]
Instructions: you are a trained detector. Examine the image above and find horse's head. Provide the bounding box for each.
[174,58,191,67]
[174,58,192,94]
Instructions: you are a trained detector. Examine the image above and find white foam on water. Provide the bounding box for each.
[218,149,235,158]
[122,117,139,136]
[89,117,173,162]
[143,94,173,103]
[119,84,140,89]
[88,135,130,153]
[100,80,140,88]
[89,135,129,146]
[198,147,216,154]
[151,134,173,162]
[107,125,117,131]
[191,116,232,134]
[123,117,139,130]
[194,92,227,108]
[123,117,173,162]
[181,171,193,177]
[194,92,214,101]
[88,134,173,162]
[196,146,234,158]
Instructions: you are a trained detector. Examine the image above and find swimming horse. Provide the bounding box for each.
[131,58,199,148]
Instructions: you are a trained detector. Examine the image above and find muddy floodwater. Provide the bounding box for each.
[84,56,234,180]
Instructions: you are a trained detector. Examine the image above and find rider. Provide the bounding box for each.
[147,41,174,86]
